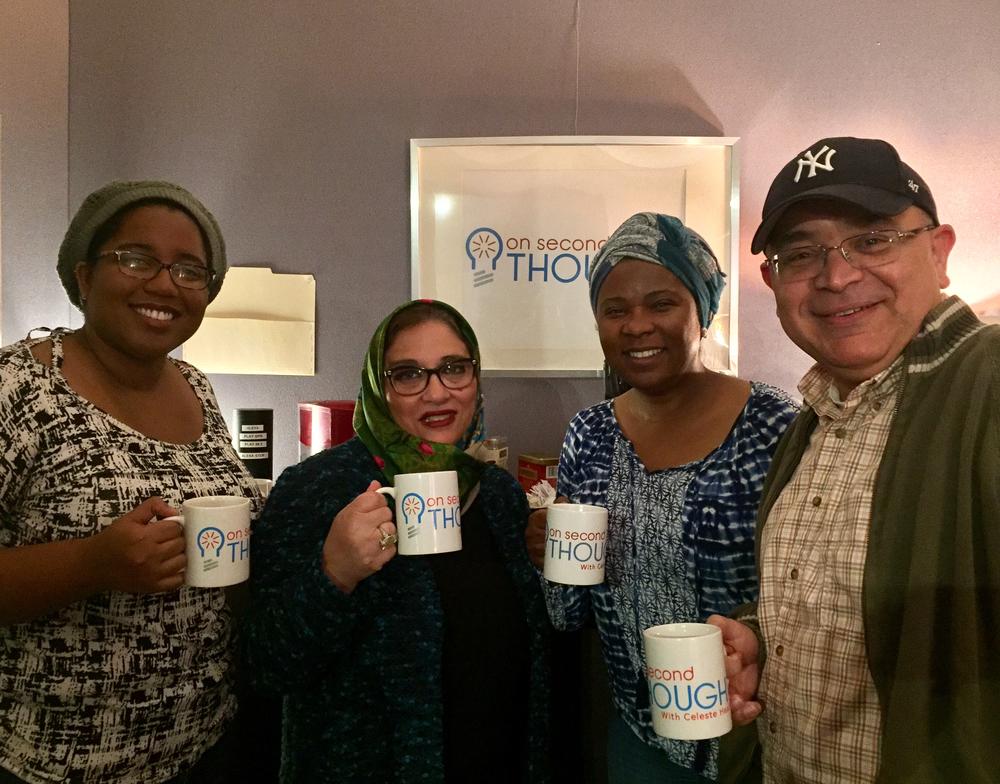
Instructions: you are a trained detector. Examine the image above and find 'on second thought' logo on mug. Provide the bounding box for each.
[196,526,225,571]
[400,492,460,532]
[195,525,249,570]
[546,526,606,570]
[645,663,730,719]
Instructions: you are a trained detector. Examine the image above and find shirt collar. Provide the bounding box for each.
[795,295,970,418]
[799,356,903,420]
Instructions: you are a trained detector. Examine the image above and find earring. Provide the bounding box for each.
[701,328,708,339]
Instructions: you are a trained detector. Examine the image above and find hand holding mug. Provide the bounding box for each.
[525,508,547,570]
[322,480,396,594]
[87,496,186,594]
[525,495,569,569]
[707,614,762,725]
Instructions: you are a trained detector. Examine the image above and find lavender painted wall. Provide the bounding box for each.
[7,0,998,476]
[1,1,70,345]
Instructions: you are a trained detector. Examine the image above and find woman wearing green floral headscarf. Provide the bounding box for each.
[244,300,553,783]
[353,299,487,504]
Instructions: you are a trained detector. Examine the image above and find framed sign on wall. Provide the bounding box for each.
[410,136,739,376]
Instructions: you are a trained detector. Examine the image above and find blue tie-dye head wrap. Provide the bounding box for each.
[588,213,726,329]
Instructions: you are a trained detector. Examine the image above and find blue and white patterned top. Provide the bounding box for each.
[542,382,797,778]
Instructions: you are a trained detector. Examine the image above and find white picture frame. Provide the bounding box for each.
[410,136,739,376]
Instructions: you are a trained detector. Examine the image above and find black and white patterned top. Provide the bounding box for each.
[0,329,257,784]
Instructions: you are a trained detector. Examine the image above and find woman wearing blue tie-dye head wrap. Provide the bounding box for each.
[527,213,798,783]
[588,212,726,330]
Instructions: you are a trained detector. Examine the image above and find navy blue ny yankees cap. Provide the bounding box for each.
[751,137,939,254]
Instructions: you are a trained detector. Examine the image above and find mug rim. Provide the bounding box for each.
[183,495,251,510]
[547,503,607,516]
[391,470,458,480]
[643,622,720,640]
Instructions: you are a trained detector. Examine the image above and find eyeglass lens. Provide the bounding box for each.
[388,360,474,394]
[113,251,211,290]
[771,227,931,282]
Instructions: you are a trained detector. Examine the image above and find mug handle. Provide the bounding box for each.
[375,488,395,501]
[157,514,185,529]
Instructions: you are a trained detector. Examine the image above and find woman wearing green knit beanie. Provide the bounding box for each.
[0,181,257,783]
[244,299,554,782]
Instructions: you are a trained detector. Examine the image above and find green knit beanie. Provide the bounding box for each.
[58,180,228,310]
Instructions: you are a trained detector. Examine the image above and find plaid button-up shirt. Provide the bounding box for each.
[758,359,902,783]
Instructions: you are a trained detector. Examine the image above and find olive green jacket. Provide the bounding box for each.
[755,297,1000,782]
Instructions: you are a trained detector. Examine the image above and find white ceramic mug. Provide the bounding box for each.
[376,470,462,555]
[543,503,608,585]
[252,478,273,499]
[163,495,252,587]
[642,622,732,740]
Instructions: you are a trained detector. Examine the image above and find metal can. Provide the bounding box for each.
[481,436,509,469]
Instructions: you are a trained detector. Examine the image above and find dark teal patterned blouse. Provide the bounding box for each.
[242,437,553,783]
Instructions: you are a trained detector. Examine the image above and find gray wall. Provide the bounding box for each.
[8,0,1000,476]
[1,0,70,345]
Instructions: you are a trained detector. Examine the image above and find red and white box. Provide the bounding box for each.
[517,453,559,493]
[298,400,356,461]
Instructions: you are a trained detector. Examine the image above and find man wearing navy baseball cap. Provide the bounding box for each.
[711,137,1000,783]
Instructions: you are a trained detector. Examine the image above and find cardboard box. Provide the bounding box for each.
[517,453,559,493]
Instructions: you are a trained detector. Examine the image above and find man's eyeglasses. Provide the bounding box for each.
[762,225,936,283]
[383,358,477,396]
[97,249,215,291]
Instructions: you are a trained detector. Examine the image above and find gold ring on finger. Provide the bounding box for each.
[377,526,397,551]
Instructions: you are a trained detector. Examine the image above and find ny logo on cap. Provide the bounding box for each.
[793,145,837,183]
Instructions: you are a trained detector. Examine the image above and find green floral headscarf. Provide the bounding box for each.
[353,299,486,501]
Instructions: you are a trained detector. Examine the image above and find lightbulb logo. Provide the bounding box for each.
[196,526,225,571]
[401,492,426,539]
[466,227,502,287]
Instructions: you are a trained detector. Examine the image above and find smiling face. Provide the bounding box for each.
[595,258,704,394]
[764,201,954,394]
[383,319,478,445]
[74,204,211,360]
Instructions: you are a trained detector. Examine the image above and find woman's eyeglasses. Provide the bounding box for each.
[383,358,477,396]
[96,249,215,291]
